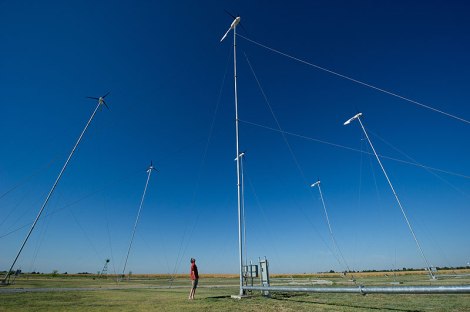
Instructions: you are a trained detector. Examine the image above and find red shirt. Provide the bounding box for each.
[190,263,199,280]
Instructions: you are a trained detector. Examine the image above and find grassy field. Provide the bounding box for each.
[1,272,470,311]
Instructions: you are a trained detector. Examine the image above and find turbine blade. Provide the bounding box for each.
[102,91,110,98]
[224,9,237,19]
[86,96,99,100]
[239,21,249,36]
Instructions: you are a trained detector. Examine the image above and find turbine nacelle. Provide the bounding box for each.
[220,16,241,42]
[234,151,246,161]
[343,112,362,125]
[311,180,321,188]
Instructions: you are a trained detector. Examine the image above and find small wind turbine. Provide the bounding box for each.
[343,112,362,125]
[220,13,245,296]
[310,179,353,275]
[234,151,246,161]
[220,16,241,42]
[2,93,108,285]
[344,112,435,280]
[310,180,320,188]
[87,91,110,109]
[121,161,157,281]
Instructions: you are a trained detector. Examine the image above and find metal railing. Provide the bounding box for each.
[243,284,470,294]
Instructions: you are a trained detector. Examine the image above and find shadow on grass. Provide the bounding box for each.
[205,295,233,300]
[271,293,422,312]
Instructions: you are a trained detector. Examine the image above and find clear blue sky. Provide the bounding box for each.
[1,0,469,275]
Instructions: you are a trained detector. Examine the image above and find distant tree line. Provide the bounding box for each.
[0,270,89,275]
[323,265,470,274]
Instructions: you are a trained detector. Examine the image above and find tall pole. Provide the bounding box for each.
[236,152,247,276]
[240,153,247,271]
[220,15,243,297]
[233,20,245,297]
[121,163,155,280]
[345,113,434,279]
[2,100,104,284]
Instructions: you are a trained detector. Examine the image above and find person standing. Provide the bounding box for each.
[189,258,199,300]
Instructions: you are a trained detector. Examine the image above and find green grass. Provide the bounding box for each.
[1,274,469,311]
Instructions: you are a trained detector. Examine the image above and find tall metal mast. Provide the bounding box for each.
[221,15,244,296]
[311,180,352,273]
[236,152,247,272]
[121,162,156,280]
[2,94,108,285]
[344,113,435,279]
